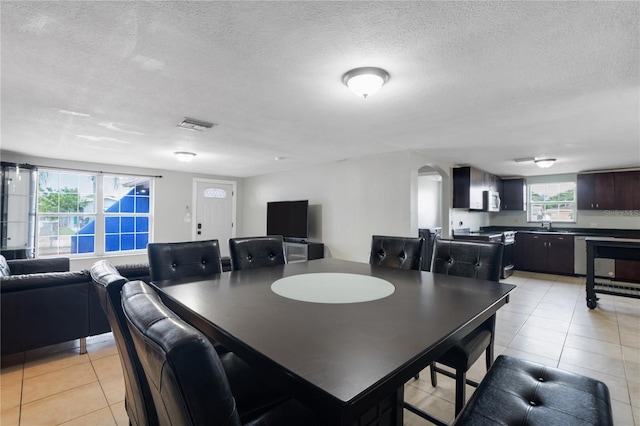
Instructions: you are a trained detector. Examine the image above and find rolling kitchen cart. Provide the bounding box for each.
[585,237,640,309]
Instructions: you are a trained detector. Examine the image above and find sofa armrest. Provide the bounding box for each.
[7,257,70,275]
[1,270,89,293]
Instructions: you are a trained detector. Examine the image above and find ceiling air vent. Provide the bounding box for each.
[176,118,216,131]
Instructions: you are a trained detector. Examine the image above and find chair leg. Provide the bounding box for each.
[430,362,438,387]
[485,345,494,371]
[455,368,466,415]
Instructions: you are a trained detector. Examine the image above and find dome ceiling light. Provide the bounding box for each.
[174,151,196,162]
[342,67,389,98]
[534,158,556,168]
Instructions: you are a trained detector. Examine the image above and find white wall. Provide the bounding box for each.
[1,152,243,270]
[417,174,442,229]
[241,151,450,262]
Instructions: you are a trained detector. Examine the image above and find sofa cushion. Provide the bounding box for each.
[0,255,10,277]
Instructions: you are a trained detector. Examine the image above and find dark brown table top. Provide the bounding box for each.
[151,258,515,424]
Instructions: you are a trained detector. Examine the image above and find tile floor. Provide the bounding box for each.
[1,271,639,425]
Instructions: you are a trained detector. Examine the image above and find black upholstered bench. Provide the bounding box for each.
[453,355,613,425]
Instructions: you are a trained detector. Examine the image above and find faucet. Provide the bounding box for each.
[541,220,552,231]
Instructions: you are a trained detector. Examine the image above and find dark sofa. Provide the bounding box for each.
[1,255,150,356]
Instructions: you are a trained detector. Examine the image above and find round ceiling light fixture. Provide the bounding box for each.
[534,158,556,168]
[174,151,196,162]
[342,67,390,98]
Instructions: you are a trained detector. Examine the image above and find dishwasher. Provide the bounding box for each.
[574,236,615,278]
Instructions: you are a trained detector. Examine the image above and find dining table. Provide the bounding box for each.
[150,258,515,425]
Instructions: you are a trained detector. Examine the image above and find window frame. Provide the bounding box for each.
[526,180,577,223]
[36,169,154,257]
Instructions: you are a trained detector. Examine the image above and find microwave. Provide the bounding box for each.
[483,190,501,212]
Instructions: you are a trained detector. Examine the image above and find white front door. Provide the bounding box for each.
[193,179,236,257]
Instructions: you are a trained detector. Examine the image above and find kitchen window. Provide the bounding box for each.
[37,170,153,256]
[528,182,576,222]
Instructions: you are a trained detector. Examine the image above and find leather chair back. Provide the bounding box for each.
[147,240,223,282]
[369,236,424,270]
[121,280,242,426]
[228,236,286,271]
[431,239,503,282]
[89,260,157,426]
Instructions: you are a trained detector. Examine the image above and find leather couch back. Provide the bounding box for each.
[148,240,223,282]
[90,260,158,426]
[122,280,241,426]
[229,236,286,271]
[369,236,424,270]
[432,239,503,282]
[5,256,69,275]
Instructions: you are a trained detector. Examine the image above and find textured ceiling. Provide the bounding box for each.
[1,1,639,177]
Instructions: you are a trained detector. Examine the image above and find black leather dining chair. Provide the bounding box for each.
[147,239,223,282]
[405,239,503,422]
[228,235,286,271]
[121,280,321,426]
[369,235,424,270]
[90,260,158,426]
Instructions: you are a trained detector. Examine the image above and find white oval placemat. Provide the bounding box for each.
[271,272,395,304]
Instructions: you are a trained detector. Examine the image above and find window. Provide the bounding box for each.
[37,170,152,256]
[528,182,576,222]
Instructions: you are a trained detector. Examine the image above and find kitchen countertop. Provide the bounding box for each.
[479,226,640,239]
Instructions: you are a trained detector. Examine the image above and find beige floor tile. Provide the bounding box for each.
[0,379,22,411]
[633,405,640,426]
[110,401,130,426]
[622,332,640,349]
[629,380,640,408]
[500,347,558,368]
[20,382,108,425]
[59,406,117,426]
[87,336,119,362]
[523,315,571,333]
[558,362,631,405]
[23,351,90,380]
[560,346,627,379]
[611,399,635,426]
[507,334,563,360]
[22,362,98,404]
[24,341,83,361]
[516,323,567,345]
[564,334,623,360]
[0,405,20,426]
[624,345,640,364]
[404,385,455,424]
[100,374,126,406]
[625,359,640,384]
[568,322,622,345]
[92,354,123,382]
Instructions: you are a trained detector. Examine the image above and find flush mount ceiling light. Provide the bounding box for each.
[342,67,389,98]
[174,151,196,162]
[534,158,556,168]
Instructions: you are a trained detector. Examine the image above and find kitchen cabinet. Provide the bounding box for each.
[577,173,615,210]
[453,166,499,210]
[615,259,640,283]
[614,171,640,210]
[515,232,574,275]
[500,178,525,211]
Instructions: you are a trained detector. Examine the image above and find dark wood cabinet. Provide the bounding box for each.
[577,173,615,210]
[515,232,574,275]
[614,171,640,210]
[500,178,525,211]
[453,166,499,210]
[453,166,484,210]
[615,259,640,283]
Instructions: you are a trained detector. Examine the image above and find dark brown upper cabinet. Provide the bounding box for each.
[577,173,615,210]
[500,178,526,211]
